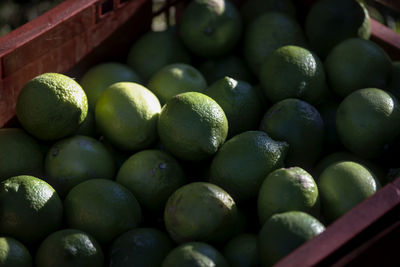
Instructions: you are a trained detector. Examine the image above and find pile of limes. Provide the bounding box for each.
[1,0,399,266]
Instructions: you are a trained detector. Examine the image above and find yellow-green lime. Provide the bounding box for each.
[257,167,320,225]
[305,0,371,58]
[259,45,329,106]
[164,182,238,244]
[0,237,32,267]
[0,175,63,244]
[162,242,228,267]
[259,211,325,266]
[148,63,207,105]
[157,92,228,161]
[325,38,392,97]
[115,149,186,214]
[127,29,191,81]
[209,131,288,202]
[318,161,379,222]
[16,73,88,140]
[95,82,161,151]
[179,0,242,57]
[35,229,104,267]
[0,128,44,181]
[222,234,259,267]
[336,88,400,158]
[109,228,174,267]
[64,179,142,244]
[241,0,296,24]
[204,77,263,137]
[80,62,141,110]
[44,135,115,198]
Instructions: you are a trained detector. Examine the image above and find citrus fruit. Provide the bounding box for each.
[148,63,207,105]
[259,98,325,169]
[243,12,307,75]
[197,55,254,85]
[336,88,400,158]
[16,73,88,140]
[109,228,174,267]
[45,135,115,198]
[164,182,238,244]
[204,77,263,137]
[80,62,141,110]
[305,0,371,58]
[35,229,104,267]
[318,161,379,222]
[115,149,186,214]
[325,38,392,97]
[388,61,400,100]
[95,82,161,151]
[0,128,44,181]
[209,131,288,202]
[162,242,228,267]
[74,109,97,137]
[64,179,142,244]
[0,175,63,244]
[241,0,296,24]
[257,167,320,224]
[157,92,228,161]
[222,234,260,267]
[259,211,325,266]
[127,29,191,81]
[0,237,32,267]
[179,0,242,57]
[259,45,329,106]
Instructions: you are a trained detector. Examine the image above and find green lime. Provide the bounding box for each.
[80,62,141,110]
[0,128,44,181]
[209,131,288,202]
[45,135,115,198]
[260,98,325,169]
[179,0,242,57]
[64,179,142,244]
[241,0,296,24]
[158,92,228,161]
[148,63,207,105]
[162,242,228,267]
[0,237,32,267]
[116,149,186,214]
[16,73,88,140]
[259,45,329,106]
[164,182,238,244]
[109,228,174,267]
[0,175,63,244]
[259,211,325,266]
[258,167,320,224]
[318,161,379,222]
[35,229,104,267]
[336,88,400,158]
[223,234,259,267]
[325,38,392,97]
[95,82,161,151]
[305,0,371,58]
[388,61,400,101]
[74,109,98,137]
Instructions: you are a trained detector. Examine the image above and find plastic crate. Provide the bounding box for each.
[1,0,400,266]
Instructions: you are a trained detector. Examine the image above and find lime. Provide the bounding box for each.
[16,73,88,140]
[258,167,320,224]
[0,237,32,267]
[74,109,97,137]
[35,229,104,267]
[318,161,379,222]
[179,0,242,57]
[109,228,174,267]
[164,182,238,244]
[95,82,161,151]
[209,131,288,202]
[388,61,400,101]
[158,92,228,161]
[0,175,63,244]
[241,0,296,24]
[64,179,142,244]
[80,62,141,110]
[223,234,259,267]
[0,128,43,181]
[148,63,207,105]
[45,135,115,198]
